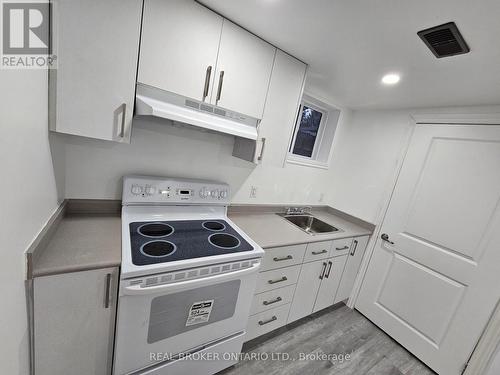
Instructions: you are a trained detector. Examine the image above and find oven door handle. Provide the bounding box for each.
[122,262,261,296]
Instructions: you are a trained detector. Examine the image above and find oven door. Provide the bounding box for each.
[113,262,260,375]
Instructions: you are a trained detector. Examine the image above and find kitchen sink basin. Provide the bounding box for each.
[278,214,340,235]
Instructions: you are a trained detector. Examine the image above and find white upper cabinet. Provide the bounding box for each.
[138,0,276,119]
[211,20,276,118]
[49,0,142,142]
[138,0,223,102]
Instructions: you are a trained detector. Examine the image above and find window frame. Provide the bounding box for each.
[288,100,329,162]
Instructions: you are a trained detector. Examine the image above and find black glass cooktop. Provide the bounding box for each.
[129,220,254,266]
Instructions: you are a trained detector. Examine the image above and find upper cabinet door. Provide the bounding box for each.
[138,0,223,102]
[50,0,142,142]
[211,20,276,118]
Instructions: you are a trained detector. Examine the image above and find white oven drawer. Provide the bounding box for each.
[245,303,291,341]
[261,244,306,271]
[255,265,301,294]
[303,240,333,263]
[331,238,353,257]
[250,284,295,315]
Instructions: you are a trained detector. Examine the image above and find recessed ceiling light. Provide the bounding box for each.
[381,73,401,85]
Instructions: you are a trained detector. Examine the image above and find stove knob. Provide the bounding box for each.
[199,188,209,198]
[220,190,228,199]
[211,189,219,199]
[131,184,143,195]
[145,186,156,196]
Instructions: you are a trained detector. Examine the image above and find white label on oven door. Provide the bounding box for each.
[186,299,214,326]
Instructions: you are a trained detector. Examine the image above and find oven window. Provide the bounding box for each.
[148,280,240,343]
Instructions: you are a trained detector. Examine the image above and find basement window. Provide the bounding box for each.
[287,94,340,169]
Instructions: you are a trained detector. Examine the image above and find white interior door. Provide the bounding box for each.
[138,0,222,102]
[211,20,276,118]
[356,124,500,375]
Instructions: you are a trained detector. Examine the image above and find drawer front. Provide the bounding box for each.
[250,284,296,315]
[303,241,333,263]
[261,244,307,271]
[245,303,291,341]
[255,265,301,294]
[330,238,353,257]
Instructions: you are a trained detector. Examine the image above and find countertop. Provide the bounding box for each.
[228,207,373,249]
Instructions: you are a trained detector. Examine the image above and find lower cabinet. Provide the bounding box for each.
[313,256,348,313]
[34,267,119,375]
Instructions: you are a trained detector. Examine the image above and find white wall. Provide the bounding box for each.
[0,69,60,375]
[486,344,500,375]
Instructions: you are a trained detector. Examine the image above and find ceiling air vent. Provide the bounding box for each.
[417,22,470,58]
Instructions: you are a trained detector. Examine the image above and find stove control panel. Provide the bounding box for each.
[123,176,230,205]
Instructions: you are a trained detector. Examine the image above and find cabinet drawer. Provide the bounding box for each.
[245,303,290,341]
[261,244,306,271]
[255,265,301,294]
[250,285,295,315]
[303,241,332,263]
[331,238,353,257]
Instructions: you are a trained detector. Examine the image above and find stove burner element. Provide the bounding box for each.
[140,241,177,258]
[138,223,174,238]
[209,233,241,249]
[202,221,226,231]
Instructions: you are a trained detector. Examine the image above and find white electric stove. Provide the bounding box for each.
[114,176,264,375]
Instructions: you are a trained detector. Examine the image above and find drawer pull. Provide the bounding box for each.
[268,276,287,284]
[273,255,293,262]
[263,296,282,306]
[311,249,328,255]
[335,246,349,251]
[258,316,277,326]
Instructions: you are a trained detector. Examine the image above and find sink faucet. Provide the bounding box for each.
[285,206,312,215]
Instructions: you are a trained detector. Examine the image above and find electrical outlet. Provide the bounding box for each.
[250,186,257,199]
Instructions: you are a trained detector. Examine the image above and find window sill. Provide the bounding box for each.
[286,156,330,170]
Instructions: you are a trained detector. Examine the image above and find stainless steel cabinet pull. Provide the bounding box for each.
[104,273,111,309]
[381,233,395,245]
[258,316,277,326]
[263,297,282,306]
[319,262,327,280]
[350,240,359,256]
[215,71,224,105]
[257,137,266,162]
[119,103,126,138]
[312,249,328,255]
[325,261,333,278]
[273,255,292,262]
[202,66,212,101]
[268,276,287,284]
[336,246,349,251]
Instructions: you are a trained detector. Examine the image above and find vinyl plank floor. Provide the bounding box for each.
[218,305,435,375]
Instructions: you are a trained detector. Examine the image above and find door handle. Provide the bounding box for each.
[381,233,395,245]
[268,276,287,284]
[215,71,224,106]
[263,296,282,306]
[202,66,212,101]
[258,316,277,326]
[312,249,328,255]
[350,239,359,256]
[319,262,327,280]
[325,261,333,278]
[273,255,292,262]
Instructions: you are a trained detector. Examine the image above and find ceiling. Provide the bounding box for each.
[199,0,500,110]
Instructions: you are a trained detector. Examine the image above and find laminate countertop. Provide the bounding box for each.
[228,207,374,249]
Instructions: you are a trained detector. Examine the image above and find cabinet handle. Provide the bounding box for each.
[258,316,277,326]
[215,71,224,105]
[263,296,282,306]
[257,137,266,162]
[202,66,212,101]
[319,262,327,280]
[325,261,333,278]
[119,103,126,138]
[104,273,111,309]
[312,249,328,255]
[350,240,359,256]
[268,276,287,284]
[335,246,349,251]
[273,255,292,262]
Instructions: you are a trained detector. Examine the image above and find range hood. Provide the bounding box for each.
[135,83,259,140]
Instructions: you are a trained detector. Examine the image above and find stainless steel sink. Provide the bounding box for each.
[278,214,340,235]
